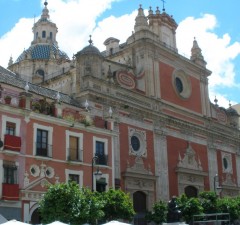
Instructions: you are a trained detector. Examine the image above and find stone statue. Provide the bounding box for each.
[167,196,182,223]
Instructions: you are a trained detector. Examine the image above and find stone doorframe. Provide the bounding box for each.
[122,157,157,210]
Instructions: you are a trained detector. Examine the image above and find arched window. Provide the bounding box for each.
[36,32,38,40]
[42,31,46,38]
[185,185,198,198]
[50,32,52,40]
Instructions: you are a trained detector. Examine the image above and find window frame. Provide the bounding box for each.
[33,123,53,158]
[65,169,83,187]
[6,122,16,136]
[66,131,83,161]
[1,115,21,140]
[93,137,108,166]
[2,161,19,184]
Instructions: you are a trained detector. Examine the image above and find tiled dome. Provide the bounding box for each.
[15,44,69,62]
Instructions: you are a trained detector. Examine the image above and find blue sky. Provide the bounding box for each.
[1,0,240,108]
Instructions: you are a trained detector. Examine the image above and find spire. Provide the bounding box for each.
[190,37,207,67]
[41,0,50,21]
[134,4,149,32]
[8,56,13,67]
[161,0,166,12]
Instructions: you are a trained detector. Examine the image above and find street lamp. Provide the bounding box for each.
[213,174,222,196]
[92,156,102,192]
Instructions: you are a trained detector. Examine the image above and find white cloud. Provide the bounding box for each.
[1,0,240,108]
[176,14,240,108]
[0,18,33,67]
[0,0,119,67]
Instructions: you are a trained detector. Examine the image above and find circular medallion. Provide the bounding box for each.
[116,70,136,89]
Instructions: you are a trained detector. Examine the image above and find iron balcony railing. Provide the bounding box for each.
[95,154,108,166]
[67,148,83,162]
[36,142,52,158]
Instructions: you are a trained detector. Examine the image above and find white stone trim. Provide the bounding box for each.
[33,123,53,157]
[93,136,108,155]
[1,115,21,139]
[65,130,83,161]
[65,169,83,187]
[93,173,109,192]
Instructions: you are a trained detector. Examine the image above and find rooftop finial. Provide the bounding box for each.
[161,0,166,12]
[139,4,142,9]
[41,0,49,20]
[88,35,93,45]
[214,96,218,106]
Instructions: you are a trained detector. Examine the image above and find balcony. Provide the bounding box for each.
[36,143,52,158]
[4,134,21,152]
[68,148,83,162]
[2,183,19,201]
[96,154,108,166]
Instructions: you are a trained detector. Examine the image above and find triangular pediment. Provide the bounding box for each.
[21,177,54,201]
[22,177,53,192]
[125,156,153,176]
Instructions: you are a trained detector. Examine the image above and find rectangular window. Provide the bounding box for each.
[68,174,80,184]
[6,122,16,136]
[69,136,79,161]
[96,178,107,193]
[96,141,107,165]
[37,129,48,157]
[3,163,18,184]
[42,31,46,38]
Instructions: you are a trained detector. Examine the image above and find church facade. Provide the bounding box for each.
[1,1,240,223]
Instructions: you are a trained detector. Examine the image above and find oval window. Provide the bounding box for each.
[223,157,228,170]
[131,136,140,151]
[175,77,183,93]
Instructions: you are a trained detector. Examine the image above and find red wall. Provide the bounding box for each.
[159,62,202,114]
[119,123,155,187]
[167,136,209,197]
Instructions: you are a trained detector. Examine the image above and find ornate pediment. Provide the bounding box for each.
[125,156,152,176]
[222,173,237,187]
[20,177,54,201]
[177,142,203,171]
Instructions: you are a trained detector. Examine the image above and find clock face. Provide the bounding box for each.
[131,135,140,151]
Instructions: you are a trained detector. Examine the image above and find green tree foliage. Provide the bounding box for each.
[217,197,240,223]
[199,191,218,214]
[100,189,135,221]
[145,200,168,224]
[177,194,203,224]
[38,182,104,225]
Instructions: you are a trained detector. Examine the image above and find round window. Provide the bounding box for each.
[172,70,192,99]
[131,136,140,151]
